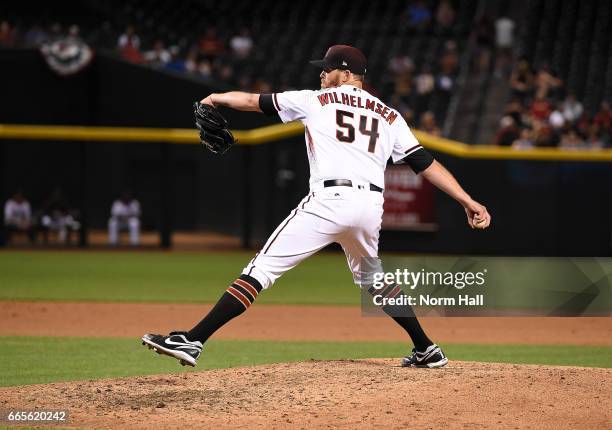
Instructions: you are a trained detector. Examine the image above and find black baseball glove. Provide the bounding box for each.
[194,102,235,154]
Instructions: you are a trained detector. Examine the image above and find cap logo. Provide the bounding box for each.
[342,61,348,66]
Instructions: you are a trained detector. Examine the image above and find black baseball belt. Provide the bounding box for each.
[323,179,383,193]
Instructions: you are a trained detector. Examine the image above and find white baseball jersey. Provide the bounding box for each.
[4,199,31,226]
[108,199,141,245]
[271,85,423,190]
[241,84,433,292]
[110,199,141,219]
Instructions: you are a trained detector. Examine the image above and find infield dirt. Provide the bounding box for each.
[1,301,611,345]
[1,359,610,429]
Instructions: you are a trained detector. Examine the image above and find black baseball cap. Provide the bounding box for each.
[309,45,367,75]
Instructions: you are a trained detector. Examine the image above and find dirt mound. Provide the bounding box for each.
[1,360,610,429]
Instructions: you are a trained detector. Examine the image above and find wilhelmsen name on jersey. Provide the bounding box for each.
[316,92,398,125]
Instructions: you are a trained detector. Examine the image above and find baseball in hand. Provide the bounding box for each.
[473,215,487,229]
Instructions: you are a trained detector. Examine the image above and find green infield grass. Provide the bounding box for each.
[0,251,356,305]
[0,336,610,387]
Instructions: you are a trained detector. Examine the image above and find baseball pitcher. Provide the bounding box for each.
[143,45,491,368]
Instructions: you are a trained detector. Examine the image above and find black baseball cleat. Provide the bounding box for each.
[401,344,448,368]
[141,331,203,367]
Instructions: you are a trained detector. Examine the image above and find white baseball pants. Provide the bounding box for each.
[243,183,384,289]
[108,216,140,245]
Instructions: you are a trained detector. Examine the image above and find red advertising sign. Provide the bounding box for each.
[382,165,436,231]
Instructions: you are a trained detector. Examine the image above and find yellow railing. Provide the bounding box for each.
[0,122,303,145]
[411,131,612,162]
[1,122,611,162]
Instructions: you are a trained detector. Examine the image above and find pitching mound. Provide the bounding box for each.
[1,360,610,429]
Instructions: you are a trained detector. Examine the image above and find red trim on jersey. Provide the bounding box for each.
[305,126,316,159]
[404,144,422,155]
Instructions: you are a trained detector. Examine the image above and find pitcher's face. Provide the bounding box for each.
[319,68,344,89]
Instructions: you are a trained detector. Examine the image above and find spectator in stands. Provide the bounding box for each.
[586,125,604,150]
[436,70,454,94]
[118,24,139,49]
[393,71,413,107]
[435,0,455,33]
[549,103,565,131]
[230,28,253,59]
[494,15,515,77]
[574,112,592,139]
[559,129,585,150]
[4,190,35,243]
[108,191,141,246]
[440,40,458,74]
[117,25,142,63]
[388,53,415,76]
[510,60,534,103]
[196,59,213,77]
[184,48,199,72]
[180,46,198,73]
[0,20,16,47]
[415,65,435,113]
[23,24,48,47]
[505,99,526,128]
[495,116,520,146]
[143,40,171,66]
[198,27,225,61]
[437,41,457,98]
[561,93,584,124]
[407,1,431,32]
[495,16,515,49]
[529,92,552,121]
[512,128,534,150]
[593,101,611,137]
[419,111,442,136]
[39,187,80,244]
[533,122,558,147]
[165,47,187,73]
[535,63,563,101]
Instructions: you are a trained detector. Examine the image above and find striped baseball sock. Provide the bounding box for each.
[367,283,433,351]
[186,274,262,343]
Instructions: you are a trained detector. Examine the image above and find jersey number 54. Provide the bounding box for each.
[336,109,380,153]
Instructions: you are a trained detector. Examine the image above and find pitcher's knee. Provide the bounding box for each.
[241,265,276,290]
